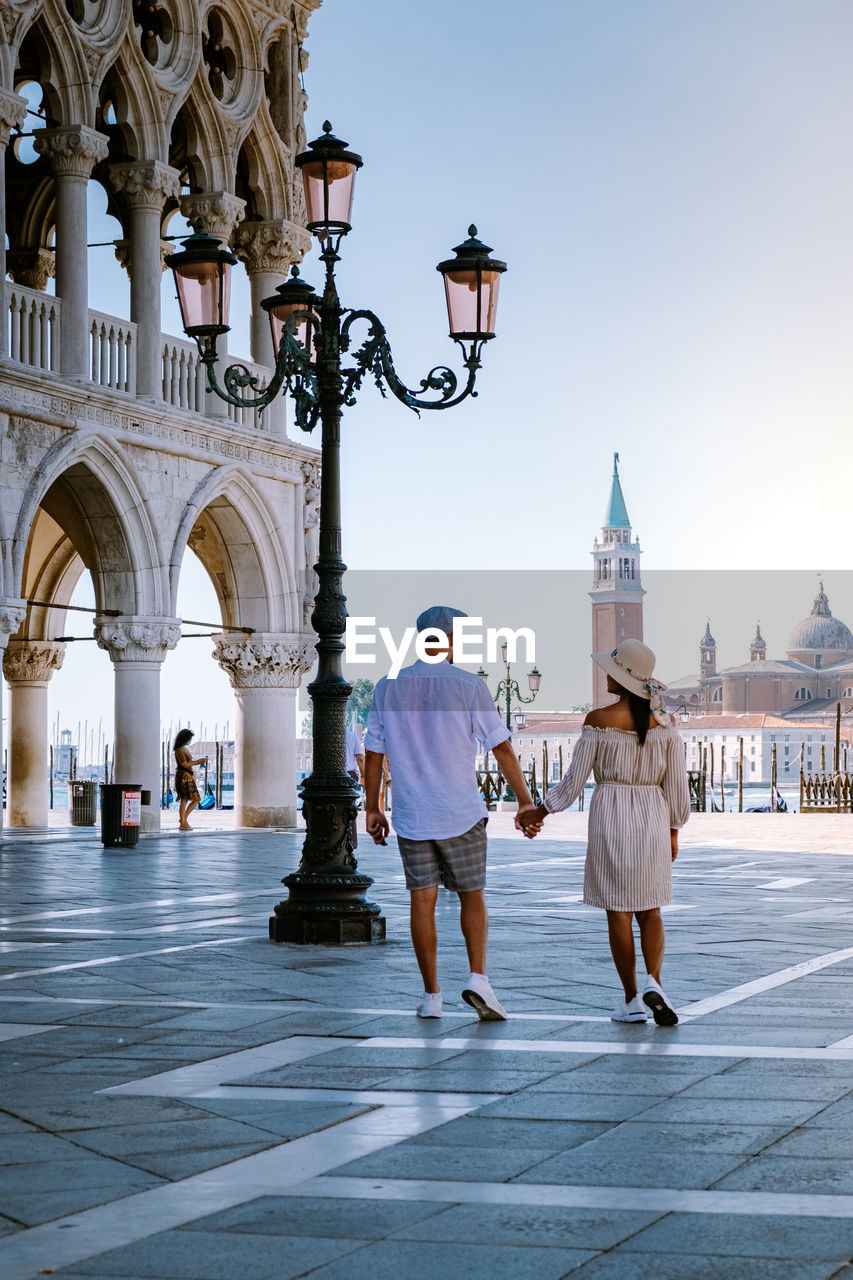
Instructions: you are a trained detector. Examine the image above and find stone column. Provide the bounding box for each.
[213,634,314,827]
[3,639,65,827]
[0,601,27,833]
[0,90,27,353]
[179,191,245,420]
[232,219,311,437]
[95,618,180,832]
[34,126,110,378]
[110,161,182,398]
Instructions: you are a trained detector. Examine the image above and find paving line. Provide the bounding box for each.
[290,1175,853,1220]
[356,1035,853,1062]
[0,888,285,927]
[0,1102,475,1280]
[0,1022,59,1042]
[679,943,853,1018]
[0,935,258,981]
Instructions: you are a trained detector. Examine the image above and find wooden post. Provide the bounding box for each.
[558,744,564,780]
[771,741,777,811]
[543,741,549,798]
[799,742,805,811]
[720,744,725,812]
[709,742,715,803]
[738,737,743,812]
[836,703,841,771]
[49,744,54,810]
[820,742,826,772]
[530,756,537,803]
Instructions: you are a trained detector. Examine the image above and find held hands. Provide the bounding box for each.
[515,803,547,839]
[366,809,390,846]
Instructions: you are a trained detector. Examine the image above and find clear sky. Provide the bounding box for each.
[23,0,853,750]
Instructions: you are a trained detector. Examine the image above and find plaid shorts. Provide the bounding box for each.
[396,818,488,893]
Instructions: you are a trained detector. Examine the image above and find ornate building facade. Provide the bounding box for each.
[0,0,324,830]
[589,452,644,707]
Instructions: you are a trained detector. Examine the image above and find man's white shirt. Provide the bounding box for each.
[345,729,363,773]
[365,659,510,840]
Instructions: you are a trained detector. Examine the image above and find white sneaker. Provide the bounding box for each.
[461,973,508,1021]
[611,995,648,1023]
[642,976,679,1026]
[416,991,442,1019]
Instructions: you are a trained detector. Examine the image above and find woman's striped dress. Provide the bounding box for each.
[544,725,690,911]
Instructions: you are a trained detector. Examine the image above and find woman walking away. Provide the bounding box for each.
[518,639,690,1025]
[173,729,206,831]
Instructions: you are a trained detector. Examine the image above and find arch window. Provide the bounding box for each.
[794,688,812,701]
[711,687,722,702]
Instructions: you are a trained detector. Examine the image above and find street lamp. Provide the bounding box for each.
[482,649,542,801]
[166,122,506,945]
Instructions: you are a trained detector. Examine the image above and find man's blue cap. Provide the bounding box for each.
[416,605,468,634]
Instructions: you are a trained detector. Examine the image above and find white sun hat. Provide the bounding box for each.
[592,638,663,701]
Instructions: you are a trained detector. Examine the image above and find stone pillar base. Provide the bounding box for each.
[242,804,298,828]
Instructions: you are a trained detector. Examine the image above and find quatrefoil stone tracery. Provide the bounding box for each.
[203,8,237,102]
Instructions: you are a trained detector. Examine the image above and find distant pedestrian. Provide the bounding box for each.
[364,605,537,1022]
[346,726,365,849]
[173,729,207,832]
[518,640,690,1025]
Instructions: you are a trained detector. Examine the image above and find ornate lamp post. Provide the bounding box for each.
[478,646,541,801]
[166,123,506,944]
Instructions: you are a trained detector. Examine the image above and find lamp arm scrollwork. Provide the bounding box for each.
[200,313,322,432]
[340,309,480,414]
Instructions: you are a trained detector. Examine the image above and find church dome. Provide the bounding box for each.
[788,584,853,653]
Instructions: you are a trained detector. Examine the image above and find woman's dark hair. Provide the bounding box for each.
[174,728,194,751]
[628,691,652,745]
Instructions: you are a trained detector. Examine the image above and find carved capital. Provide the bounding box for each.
[179,191,246,242]
[95,616,181,664]
[109,160,182,211]
[34,126,110,178]
[213,633,315,689]
[0,88,26,148]
[0,599,26,648]
[7,247,55,290]
[232,218,312,275]
[3,640,65,684]
[113,238,173,276]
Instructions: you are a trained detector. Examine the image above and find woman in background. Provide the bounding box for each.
[518,639,690,1025]
[173,729,206,831]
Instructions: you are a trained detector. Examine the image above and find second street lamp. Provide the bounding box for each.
[166,122,506,945]
[481,647,542,802]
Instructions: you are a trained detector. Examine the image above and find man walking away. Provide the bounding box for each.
[364,605,536,1021]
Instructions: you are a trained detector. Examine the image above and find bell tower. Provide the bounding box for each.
[590,453,645,707]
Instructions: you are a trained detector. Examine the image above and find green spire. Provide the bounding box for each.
[604,451,630,529]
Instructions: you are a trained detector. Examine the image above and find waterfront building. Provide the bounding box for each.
[666,584,853,720]
[0,0,323,830]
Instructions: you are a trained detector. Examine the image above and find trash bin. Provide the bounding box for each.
[100,783,141,848]
[70,779,98,827]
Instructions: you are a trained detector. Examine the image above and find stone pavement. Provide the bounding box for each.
[3,815,853,1277]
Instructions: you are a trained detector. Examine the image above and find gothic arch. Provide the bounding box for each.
[235,112,292,220]
[20,6,96,125]
[169,465,300,632]
[11,428,165,617]
[16,507,85,641]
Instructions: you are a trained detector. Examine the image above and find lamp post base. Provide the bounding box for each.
[269,870,386,945]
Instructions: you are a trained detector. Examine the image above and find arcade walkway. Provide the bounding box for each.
[2,816,853,1278]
